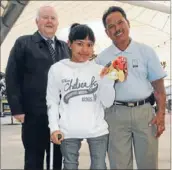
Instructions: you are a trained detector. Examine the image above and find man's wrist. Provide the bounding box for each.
[157,111,165,116]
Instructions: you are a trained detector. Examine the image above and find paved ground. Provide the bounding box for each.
[1,113,171,169]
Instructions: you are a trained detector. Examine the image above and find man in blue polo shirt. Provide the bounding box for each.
[95,6,167,169]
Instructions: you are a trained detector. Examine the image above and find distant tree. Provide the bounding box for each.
[0,72,6,98]
[160,61,167,70]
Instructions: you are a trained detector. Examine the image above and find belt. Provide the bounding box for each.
[114,96,151,107]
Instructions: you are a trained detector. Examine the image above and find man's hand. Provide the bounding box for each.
[51,130,64,145]
[151,78,166,138]
[150,112,165,138]
[13,114,25,123]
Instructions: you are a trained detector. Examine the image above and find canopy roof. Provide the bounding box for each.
[1,1,171,85]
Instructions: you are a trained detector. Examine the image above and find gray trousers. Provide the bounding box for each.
[60,134,108,170]
[105,103,158,169]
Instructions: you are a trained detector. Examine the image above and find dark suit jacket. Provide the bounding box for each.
[5,31,70,116]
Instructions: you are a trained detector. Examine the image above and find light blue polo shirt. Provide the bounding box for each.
[95,40,167,101]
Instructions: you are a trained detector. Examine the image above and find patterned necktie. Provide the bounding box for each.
[46,39,56,63]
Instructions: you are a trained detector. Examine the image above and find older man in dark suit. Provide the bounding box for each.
[5,6,70,170]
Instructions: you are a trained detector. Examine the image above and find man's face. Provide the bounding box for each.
[36,7,58,38]
[69,37,94,63]
[105,12,130,44]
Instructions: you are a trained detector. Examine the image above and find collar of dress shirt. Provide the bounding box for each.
[38,31,55,43]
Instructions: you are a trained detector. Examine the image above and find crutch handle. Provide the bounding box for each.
[57,134,62,140]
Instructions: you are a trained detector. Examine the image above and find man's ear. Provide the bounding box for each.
[35,18,38,25]
[127,19,130,28]
[105,29,108,36]
[105,29,110,38]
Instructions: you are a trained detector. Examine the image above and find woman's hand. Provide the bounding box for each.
[100,67,110,78]
[51,130,64,145]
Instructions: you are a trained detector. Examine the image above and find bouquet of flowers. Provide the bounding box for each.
[100,56,128,82]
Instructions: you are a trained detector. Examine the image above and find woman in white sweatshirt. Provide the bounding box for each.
[46,23,115,169]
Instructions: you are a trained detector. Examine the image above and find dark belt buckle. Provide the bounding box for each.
[127,102,135,107]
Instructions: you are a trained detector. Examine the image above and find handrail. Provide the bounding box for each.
[0,0,29,45]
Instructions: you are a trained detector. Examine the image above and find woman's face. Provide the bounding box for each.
[69,36,94,62]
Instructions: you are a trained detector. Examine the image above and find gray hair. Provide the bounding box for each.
[36,6,57,21]
[36,8,40,21]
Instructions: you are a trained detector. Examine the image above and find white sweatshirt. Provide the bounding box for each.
[46,59,115,139]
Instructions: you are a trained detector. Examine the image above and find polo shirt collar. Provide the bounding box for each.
[110,38,135,55]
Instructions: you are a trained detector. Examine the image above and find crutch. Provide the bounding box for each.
[50,134,62,170]
[50,141,54,170]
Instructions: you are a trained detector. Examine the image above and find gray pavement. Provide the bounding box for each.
[1,114,171,169]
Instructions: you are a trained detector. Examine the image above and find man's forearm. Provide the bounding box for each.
[151,78,166,115]
[155,92,166,114]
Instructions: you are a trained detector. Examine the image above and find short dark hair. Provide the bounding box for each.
[68,23,95,43]
[102,6,127,28]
